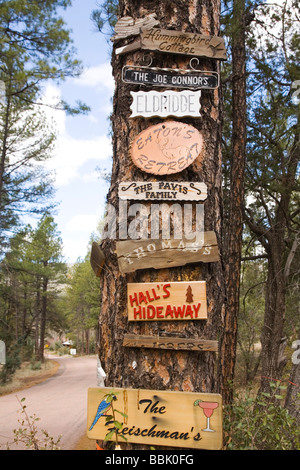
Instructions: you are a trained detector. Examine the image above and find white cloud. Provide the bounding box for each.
[40,82,112,187]
[65,214,99,232]
[62,237,91,263]
[49,133,112,186]
[40,83,66,133]
[73,62,115,92]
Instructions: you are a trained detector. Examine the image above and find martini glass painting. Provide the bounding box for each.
[194,399,219,432]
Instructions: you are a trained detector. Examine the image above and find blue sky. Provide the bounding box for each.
[43,0,114,263]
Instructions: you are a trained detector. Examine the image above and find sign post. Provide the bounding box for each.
[0,340,6,365]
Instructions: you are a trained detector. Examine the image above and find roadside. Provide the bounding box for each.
[0,354,97,450]
[0,358,60,397]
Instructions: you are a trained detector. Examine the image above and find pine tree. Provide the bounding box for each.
[0,0,88,248]
[94,1,225,450]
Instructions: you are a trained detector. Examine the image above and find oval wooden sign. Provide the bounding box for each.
[130,121,203,175]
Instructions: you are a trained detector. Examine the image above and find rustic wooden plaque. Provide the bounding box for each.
[116,232,219,274]
[122,66,219,89]
[130,121,203,175]
[127,281,207,321]
[111,14,159,40]
[118,181,207,201]
[130,90,201,118]
[116,27,227,61]
[123,334,218,352]
[90,242,105,277]
[87,387,223,449]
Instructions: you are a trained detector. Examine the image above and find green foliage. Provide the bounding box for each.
[223,382,300,450]
[91,0,118,34]
[62,252,100,354]
[0,213,67,379]
[101,390,128,447]
[0,0,89,247]
[236,257,265,383]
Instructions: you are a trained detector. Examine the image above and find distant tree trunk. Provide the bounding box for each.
[285,330,300,425]
[35,278,41,360]
[260,236,287,392]
[98,0,225,448]
[219,0,246,404]
[37,275,48,362]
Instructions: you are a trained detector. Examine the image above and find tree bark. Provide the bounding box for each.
[219,0,246,404]
[98,0,225,448]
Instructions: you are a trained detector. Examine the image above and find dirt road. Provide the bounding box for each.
[0,355,97,450]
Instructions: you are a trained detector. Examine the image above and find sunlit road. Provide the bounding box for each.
[0,355,97,450]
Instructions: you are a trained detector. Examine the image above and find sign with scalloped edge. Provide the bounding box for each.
[130,90,201,118]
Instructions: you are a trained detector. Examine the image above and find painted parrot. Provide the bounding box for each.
[89,395,116,431]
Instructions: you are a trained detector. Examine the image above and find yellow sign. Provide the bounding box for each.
[87,387,223,450]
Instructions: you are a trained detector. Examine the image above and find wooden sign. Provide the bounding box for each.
[127,281,207,321]
[111,14,159,40]
[118,181,207,201]
[116,232,219,274]
[90,242,105,277]
[130,121,203,175]
[87,387,223,450]
[116,27,227,61]
[130,90,201,118]
[123,334,218,352]
[122,66,219,89]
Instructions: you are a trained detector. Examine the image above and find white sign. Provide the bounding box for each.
[119,181,207,201]
[0,340,6,365]
[130,90,201,118]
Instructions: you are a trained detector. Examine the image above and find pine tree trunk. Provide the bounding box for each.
[98,0,225,448]
[219,0,246,404]
[260,236,287,393]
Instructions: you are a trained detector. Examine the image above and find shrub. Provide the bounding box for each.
[223,382,300,450]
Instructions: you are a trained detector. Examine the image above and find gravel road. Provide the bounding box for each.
[0,355,97,450]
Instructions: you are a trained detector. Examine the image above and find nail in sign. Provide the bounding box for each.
[130,121,203,175]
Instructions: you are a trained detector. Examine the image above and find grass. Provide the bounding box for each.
[0,359,60,397]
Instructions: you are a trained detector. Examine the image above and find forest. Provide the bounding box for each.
[0,0,299,450]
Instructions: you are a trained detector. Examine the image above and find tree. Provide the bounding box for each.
[27,214,66,361]
[0,214,66,374]
[244,0,300,394]
[94,0,226,449]
[0,82,56,247]
[64,254,100,354]
[0,0,88,248]
[219,0,247,403]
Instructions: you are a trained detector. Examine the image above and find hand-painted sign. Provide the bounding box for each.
[130,90,201,118]
[116,232,219,274]
[123,334,218,352]
[87,387,223,449]
[122,66,219,89]
[127,281,207,321]
[130,121,203,175]
[118,181,207,201]
[116,27,227,60]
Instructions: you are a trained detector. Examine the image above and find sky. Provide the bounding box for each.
[42,0,114,263]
